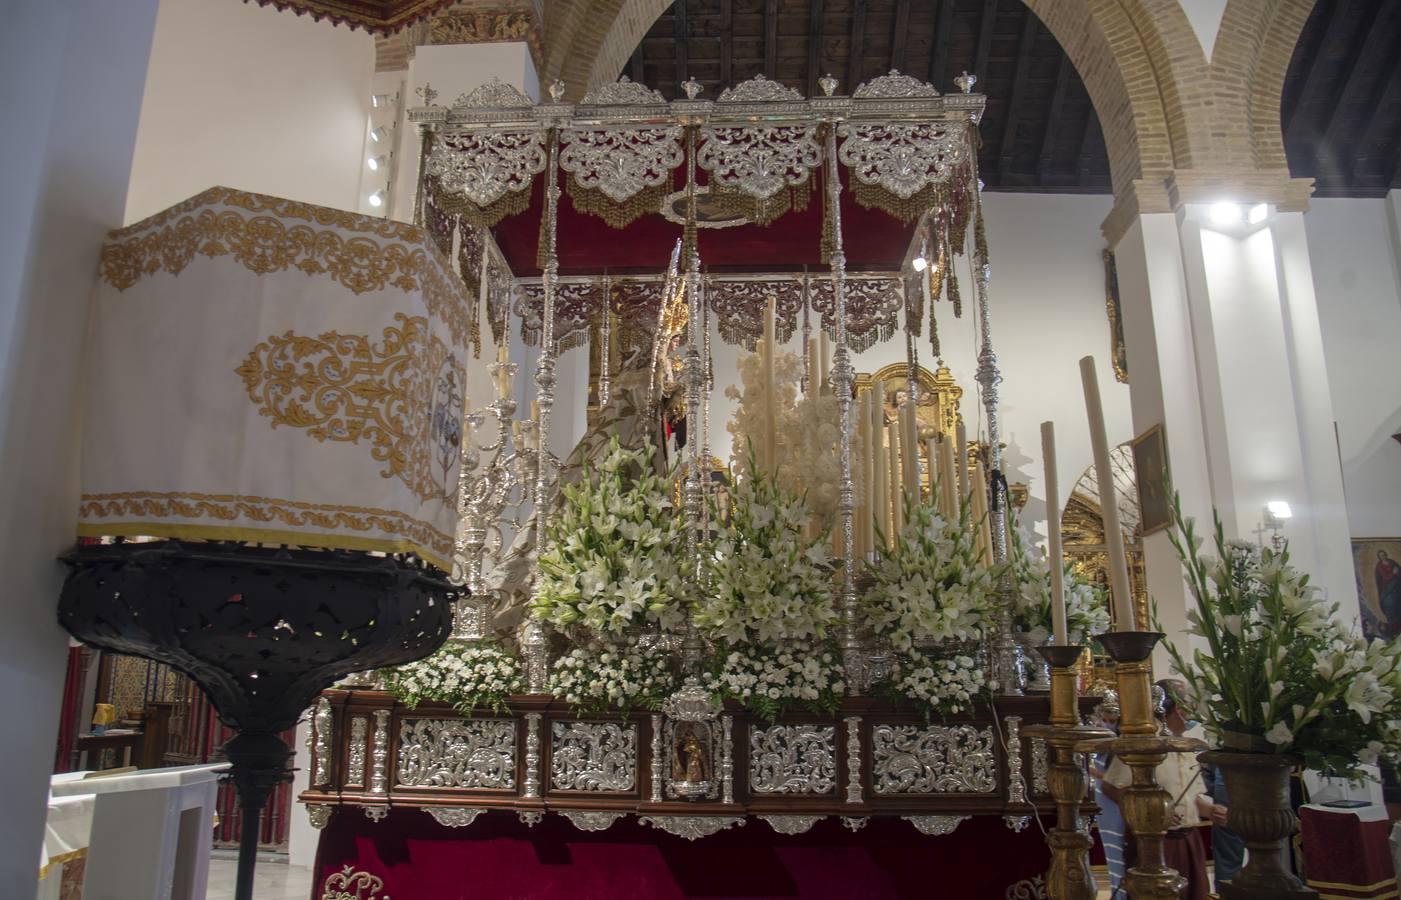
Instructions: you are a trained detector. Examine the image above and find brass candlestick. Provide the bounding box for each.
[1090,631,1206,900]
[1024,645,1112,900]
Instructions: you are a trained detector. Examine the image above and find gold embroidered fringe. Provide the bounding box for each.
[434,186,532,231]
[564,174,670,229]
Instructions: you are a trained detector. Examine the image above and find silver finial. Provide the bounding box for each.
[954,71,976,94]
[548,79,565,102]
[682,77,702,99]
[416,83,438,106]
[818,73,838,97]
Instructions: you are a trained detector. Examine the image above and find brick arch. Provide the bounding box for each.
[1211,0,1315,173]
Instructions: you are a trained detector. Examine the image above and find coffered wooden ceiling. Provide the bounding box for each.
[249,0,455,32]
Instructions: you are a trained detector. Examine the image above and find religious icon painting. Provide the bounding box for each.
[1353,538,1401,643]
[1131,423,1170,536]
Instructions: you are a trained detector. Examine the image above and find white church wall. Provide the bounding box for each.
[0,1,158,892]
[1305,196,1401,540]
[124,0,374,224]
[706,192,1131,545]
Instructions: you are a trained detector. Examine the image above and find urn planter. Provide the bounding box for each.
[1198,750,1316,900]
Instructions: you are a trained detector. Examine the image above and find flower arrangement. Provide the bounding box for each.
[1161,494,1401,777]
[883,648,988,717]
[381,642,523,714]
[862,497,998,653]
[532,436,687,639]
[548,644,678,713]
[702,643,846,721]
[1008,519,1110,645]
[696,446,840,644]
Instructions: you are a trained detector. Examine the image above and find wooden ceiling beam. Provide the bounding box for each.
[1317,3,1397,185]
[847,0,867,93]
[1038,53,1072,184]
[765,0,779,79]
[891,0,911,74]
[997,11,1040,179]
[1349,58,1401,190]
[673,0,689,88]
[1283,2,1360,159]
[808,0,825,97]
[630,44,646,84]
[720,0,733,89]
[1077,110,1099,188]
[928,0,953,91]
[973,0,999,84]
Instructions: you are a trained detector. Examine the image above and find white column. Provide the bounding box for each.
[0,1,159,894]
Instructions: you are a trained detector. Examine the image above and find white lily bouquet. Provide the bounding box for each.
[1162,494,1401,777]
[548,644,678,713]
[696,446,840,644]
[532,436,687,639]
[703,644,846,721]
[381,642,523,714]
[1008,519,1109,645]
[863,497,1000,714]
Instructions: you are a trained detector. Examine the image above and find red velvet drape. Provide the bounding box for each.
[53,645,84,772]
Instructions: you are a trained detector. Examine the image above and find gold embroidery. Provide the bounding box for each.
[78,490,452,569]
[101,188,472,349]
[321,864,389,900]
[235,314,464,505]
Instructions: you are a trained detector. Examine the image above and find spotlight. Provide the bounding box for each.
[368,189,386,208]
[1266,500,1292,521]
[369,126,389,143]
[371,93,394,109]
[367,154,389,171]
[1248,203,1269,225]
[1209,202,1242,227]
[912,256,928,272]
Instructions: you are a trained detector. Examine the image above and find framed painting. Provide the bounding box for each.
[1354,538,1401,642]
[1131,424,1171,536]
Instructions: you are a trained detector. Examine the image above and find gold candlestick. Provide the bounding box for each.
[1089,631,1206,900]
[1024,646,1112,900]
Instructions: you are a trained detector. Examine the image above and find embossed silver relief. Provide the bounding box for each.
[369,709,390,795]
[305,804,333,830]
[844,717,863,804]
[345,716,368,788]
[363,806,388,823]
[312,698,333,788]
[396,718,516,790]
[1031,737,1049,795]
[904,815,969,836]
[721,715,734,804]
[649,713,664,803]
[428,131,546,209]
[749,725,836,794]
[1004,716,1027,805]
[524,712,542,799]
[559,127,682,203]
[580,76,667,106]
[426,807,485,828]
[550,721,636,792]
[560,810,626,832]
[853,70,942,99]
[716,74,805,103]
[870,724,997,794]
[451,78,535,110]
[697,125,821,200]
[761,815,823,835]
[836,121,969,200]
[640,816,745,840]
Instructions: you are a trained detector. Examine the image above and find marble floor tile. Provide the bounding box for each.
[205,857,313,900]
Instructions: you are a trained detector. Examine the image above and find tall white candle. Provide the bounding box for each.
[1079,356,1135,631]
[819,331,831,395]
[955,420,969,499]
[496,343,512,398]
[887,422,904,534]
[763,297,777,473]
[971,459,992,565]
[1041,421,1069,645]
[901,397,919,503]
[937,436,958,521]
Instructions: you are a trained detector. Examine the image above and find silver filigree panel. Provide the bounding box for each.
[427,807,485,828]
[1031,737,1049,795]
[853,70,942,99]
[560,127,682,203]
[697,125,821,200]
[837,121,969,199]
[905,814,969,836]
[580,76,667,106]
[716,74,804,103]
[451,78,535,110]
[428,131,545,208]
[550,721,637,792]
[560,810,626,832]
[749,725,836,795]
[345,716,368,788]
[397,718,517,790]
[870,724,997,794]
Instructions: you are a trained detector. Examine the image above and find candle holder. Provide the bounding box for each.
[1024,645,1113,900]
[1087,631,1206,900]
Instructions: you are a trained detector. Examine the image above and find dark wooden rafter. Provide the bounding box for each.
[808,0,825,98]
[847,0,868,93]
[1077,110,1101,188]
[719,0,733,90]
[998,11,1041,179]
[764,0,779,79]
[1316,2,1398,185]
[1351,59,1401,189]
[630,45,646,84]
[929,0,954,92]
[673,0,689,88]
[1283,1,1360,154]
[1038,53,1073,183]
[973,0,999,84]
[891,0,911,74]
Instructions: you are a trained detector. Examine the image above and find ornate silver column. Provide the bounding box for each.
[533,96,563,523]
[680,121,707,673]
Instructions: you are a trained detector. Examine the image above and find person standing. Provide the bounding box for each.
[1201,763,1244,886]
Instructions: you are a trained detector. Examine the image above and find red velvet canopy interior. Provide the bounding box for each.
[492,167,916,277]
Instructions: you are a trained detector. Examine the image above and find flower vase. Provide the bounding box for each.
[1198,750,1316,900]
[1014,633,1051,692]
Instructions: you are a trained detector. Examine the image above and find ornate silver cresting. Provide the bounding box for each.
[641,816,744,840]
[306,804,333,829]
[426,807,485,828]
[550,721,636,792]
[369,709,390,795]
[762,815,824,835]
[396,718,516,789]
[345,716,368,788]
[524,712,543,799]
[870,723,998,794]
[561,810,627,832]
[749,725,837,794]
[312,697,333,788]
[844,716,863,804]
[904,815,969,836]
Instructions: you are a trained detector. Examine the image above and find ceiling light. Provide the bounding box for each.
[369,126,389,143]
[1248,203,1269,225]
[371,93,394,108]
[1266,500,1292,520]
[368,189,386,208]
[1209,202,1242,227]
[912,256,928,272]
[367,154,389,171]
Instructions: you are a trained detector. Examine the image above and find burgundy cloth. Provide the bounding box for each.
[315,810,1052,899]
[1299,806,1399,898]
[53,646,84,773]
[1122,828,1210,900]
